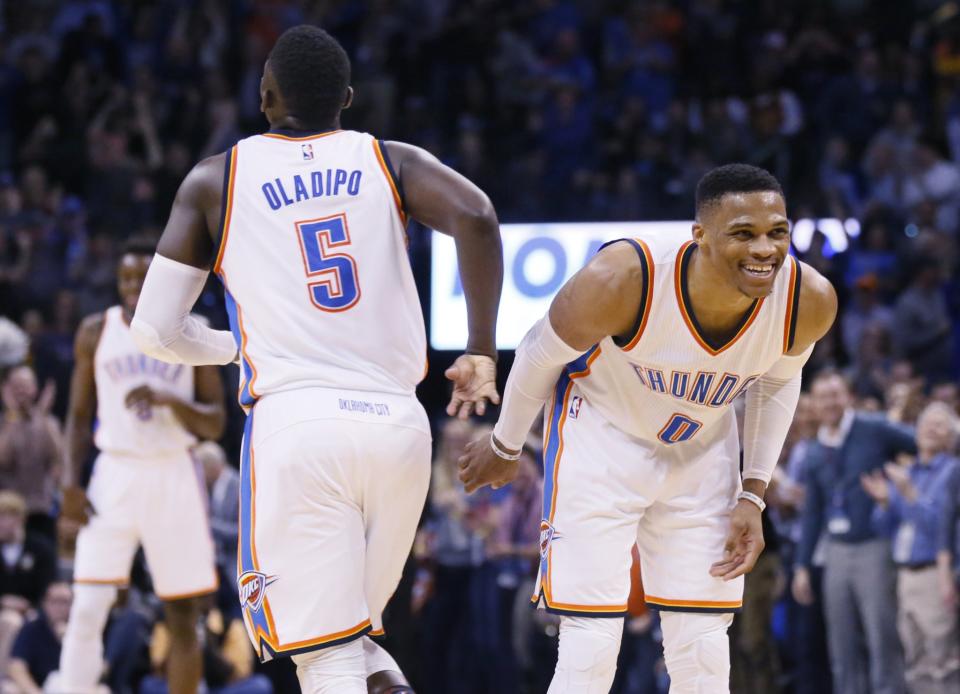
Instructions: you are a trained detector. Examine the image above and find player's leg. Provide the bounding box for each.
[634,419,744,693]
[291,641,367,693]
[548,616,625,693]
[138,455,218,694]
[241,408,371,686]
[539,384,654,691]
[659,612,735,693]
[360,422,431,689]
[162,596,204,694]
[60,455,140,691]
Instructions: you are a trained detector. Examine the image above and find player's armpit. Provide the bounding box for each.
[548,242,646,351]
[786,261,837,355]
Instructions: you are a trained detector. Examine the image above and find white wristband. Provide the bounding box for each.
[489,432,522,461]
[737,490,766,512]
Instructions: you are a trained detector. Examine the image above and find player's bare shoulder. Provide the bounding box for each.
[550,241,647,349]
[788,261,837,355]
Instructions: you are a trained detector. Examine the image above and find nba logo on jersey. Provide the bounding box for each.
[238,571,278,613]
[301,143,314,160]
[568,396,583,419]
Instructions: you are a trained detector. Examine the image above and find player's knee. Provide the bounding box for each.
[660,611,733,690]
[550,616,623,693]
[163,597,201,643]
[66,584,117,636]
[292,640,366,694]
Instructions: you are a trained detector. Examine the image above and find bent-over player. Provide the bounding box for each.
[58,237,225,694]
[130,25,502,694]
[459,164,837,693]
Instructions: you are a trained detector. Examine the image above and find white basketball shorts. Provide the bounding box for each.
[237,387,431,661]
[73,450,217,601]
[533,379,744,617]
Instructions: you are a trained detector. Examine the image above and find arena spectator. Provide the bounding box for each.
[0,490,56,682]
[891,255,955,384]
[5,581,73,694]
[792,370,915,694]
[194,441,239,587]
[862,401,960,693]
[0,364,61,542]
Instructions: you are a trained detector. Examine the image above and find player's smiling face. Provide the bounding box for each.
[698,191,790,299]
[117,253,152,316]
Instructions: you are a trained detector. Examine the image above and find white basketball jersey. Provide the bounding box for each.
[93,306,196,456]
[214,130,426,409]
[565,235,802,447]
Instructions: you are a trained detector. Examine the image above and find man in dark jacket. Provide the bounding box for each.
[792,371,915,694]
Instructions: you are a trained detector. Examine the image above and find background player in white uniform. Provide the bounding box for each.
[58,237,225,694]
[129,26,503,694]
[459,164,838,693]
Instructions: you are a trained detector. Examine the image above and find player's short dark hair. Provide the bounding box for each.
[120,235,156,258]
[695,163,783,216]
[268,25,350,129]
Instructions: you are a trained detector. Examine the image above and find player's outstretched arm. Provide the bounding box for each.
[458,242,644,493]
[384,141,502,418]
[131,155,238,366]
[712,262,837,582]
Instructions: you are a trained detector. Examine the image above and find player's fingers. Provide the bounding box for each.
[457,400,474,420]
[489,389,501,405]
[475,398,487,416]
[446,396,462,417]
[444,365,461,382]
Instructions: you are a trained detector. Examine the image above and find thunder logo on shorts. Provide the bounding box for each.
[238,570,278,613]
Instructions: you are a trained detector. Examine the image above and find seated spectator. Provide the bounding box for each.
[4,581,74,693]
[0,490,55,679]
[0,365,61,544]
[862,401,960,692]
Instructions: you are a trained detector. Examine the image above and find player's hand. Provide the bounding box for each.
[791,566,815,606]
[444,354,499,419]
[59,485,95,545]
[709,499,765,581]
[458,434,518,494]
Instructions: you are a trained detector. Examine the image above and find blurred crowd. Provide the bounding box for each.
[2,0,960,692]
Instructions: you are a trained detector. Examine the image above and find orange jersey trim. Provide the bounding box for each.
[368,628,385,637]
[74,577,128,586]
[622,238,655,350]
[543,596,629,613]
[261,129,343,142]
[674,241,765,356]
[644,595,743,610]
[782,256,798,353]
[372,140,407,227]
[213,146,238,275]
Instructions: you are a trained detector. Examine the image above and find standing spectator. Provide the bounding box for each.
[862,401,960,693]
[792,370,915,694]
[891,255,955,385]
[5,581,75,693]
[0,364,61,543]
[194,441,238,588]
[0,491,56,680]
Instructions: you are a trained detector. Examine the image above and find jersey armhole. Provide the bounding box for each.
[783,257,802,353]
[601,238,654,350]
[212,145,238,276]
[372,139,407,226]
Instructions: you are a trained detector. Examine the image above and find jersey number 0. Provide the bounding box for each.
[295,214,361,312]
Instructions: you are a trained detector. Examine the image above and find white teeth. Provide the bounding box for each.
[744,264,773,273]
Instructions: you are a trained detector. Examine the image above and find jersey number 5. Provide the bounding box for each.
[295,214,360,312]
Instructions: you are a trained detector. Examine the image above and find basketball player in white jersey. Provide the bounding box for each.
[57,237,224,694]
[459,164,838,693]
[128,25,502,694]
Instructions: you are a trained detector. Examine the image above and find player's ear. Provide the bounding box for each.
[343,86,354,110]
[692,222,706,245]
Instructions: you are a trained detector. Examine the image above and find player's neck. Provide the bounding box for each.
[268,115,339,134]
[685,248,756,322]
